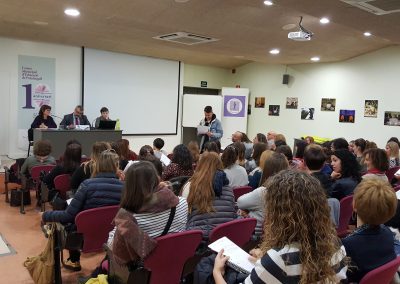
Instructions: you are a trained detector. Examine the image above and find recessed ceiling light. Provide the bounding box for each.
[320,17,330,24]
[364,31,372,37]
[269,49,280,55]
[310,57,320,62]
[263,1,273,6]
[64,8,80,17]
[33,21,48,26]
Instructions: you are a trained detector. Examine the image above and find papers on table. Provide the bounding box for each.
[75,125,91,130]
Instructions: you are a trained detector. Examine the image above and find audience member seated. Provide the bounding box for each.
[153,138,168,159]
[331,137,349,152]
[111,141,128,171]
[275,145,295,167]
[388,137,400,148]
[222,146,248,188]
[187,141,200,168]
[70,141,111,192]
[162,144,194,181]
[21,140,56,176]
[231,131,253,160]
[248,149,273,189]
[330,149,361,200]
[362,148,389,182]
[182,152,235,240]
[245,142,267,173]
[321,141,334,175]
[386,141,400,169]
[211,170,347,284]
[303,144,333,197]
[138,145,155,160]
[274,133,287,148]
[119,138,137,161]
[293,139,307,169]
[43,143,81,190]
[203,141,220,154]
[30,104,57,129]
[252,133,267,144]
[348,140,355,154]
[107,161,188,248]
[237,152,288,236]
[233,142,246,168]
[265,130,277,149]
[342,179,397,283]
[354,138,367,174]
[305,135,314,144]
[42,150,123,271]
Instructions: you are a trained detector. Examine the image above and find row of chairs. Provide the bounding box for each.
[73,205,257,284]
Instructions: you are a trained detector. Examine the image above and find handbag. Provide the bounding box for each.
[108,206,177,284]
[24,224,55,284]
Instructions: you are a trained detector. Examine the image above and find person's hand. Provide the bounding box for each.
[117,170,125,181]
[331,171,342,180]
[39,123,48,129]
[207,131,213,137]
[213,249,229,276]
[249,248,263,263]
[68,124,75,129]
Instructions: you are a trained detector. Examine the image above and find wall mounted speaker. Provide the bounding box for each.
[282,74,290,85]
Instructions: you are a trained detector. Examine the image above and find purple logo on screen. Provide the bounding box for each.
[224,96,246,117]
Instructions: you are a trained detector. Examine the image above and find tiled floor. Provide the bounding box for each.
[0,190,104,283]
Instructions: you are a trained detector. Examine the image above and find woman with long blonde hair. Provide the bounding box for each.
[214,170,347,283]
[182,152,236,239]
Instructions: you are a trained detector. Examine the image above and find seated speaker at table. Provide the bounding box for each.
[31,104,57,129]
[60,105,91,129]
[94,107,112,129]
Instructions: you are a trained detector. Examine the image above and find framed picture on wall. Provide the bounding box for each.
[254,97,265,108]
[339,109,355,123]
[286,97,298,109]
[384,111,400,126]
[364,100,378,117]
[321,98,336,111]
[301,107,315,120]
[268,105,280,116]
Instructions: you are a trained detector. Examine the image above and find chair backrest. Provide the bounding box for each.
[53,174,71,199]
[233,186,253,201]
[359,256,400,284]
[336,195,353,237]
[144,230,203,284]
[209,218,257,247]
[75,205,120,253]
[30,165,56,182]
[386,166,400,182]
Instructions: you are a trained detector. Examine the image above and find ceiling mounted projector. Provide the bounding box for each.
[288,16,313,41]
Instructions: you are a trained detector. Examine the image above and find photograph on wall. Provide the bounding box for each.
[339,109,355,123]
[364,100,378,117]
[384,111,400,126]
[301,107,315,120]
[254,97,265,108]
[286,97,298,109]
[268,105,280,116]
[321,98,336,111]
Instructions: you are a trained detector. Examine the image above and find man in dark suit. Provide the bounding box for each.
[60,105,91,129]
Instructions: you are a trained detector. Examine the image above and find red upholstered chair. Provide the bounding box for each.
[336,195,353,238]
[233,186,252,202]
[54,174,71,200]
[144,230,203,284]
[386,166,400,183]
[209,218,257,248]
[359,256,400,284]
[75,205,119,253]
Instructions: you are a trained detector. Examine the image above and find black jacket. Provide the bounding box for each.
[60,113,91,128]
[42,172,123,224]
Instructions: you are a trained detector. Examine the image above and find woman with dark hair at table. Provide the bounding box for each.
[31,105,57,129]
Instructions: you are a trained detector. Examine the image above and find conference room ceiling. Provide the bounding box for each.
[0,0,399,68]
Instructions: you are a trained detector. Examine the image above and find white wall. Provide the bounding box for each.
[231,46,400,148]
[0,37,81,157]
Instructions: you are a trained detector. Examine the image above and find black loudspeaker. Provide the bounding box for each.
[282,74,290,85]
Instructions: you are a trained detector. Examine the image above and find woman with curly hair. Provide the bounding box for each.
[162,144,194,181]
[330,149,361,200]
[213,170,348,284]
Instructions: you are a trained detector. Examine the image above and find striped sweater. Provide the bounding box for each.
[245,244,347,284]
